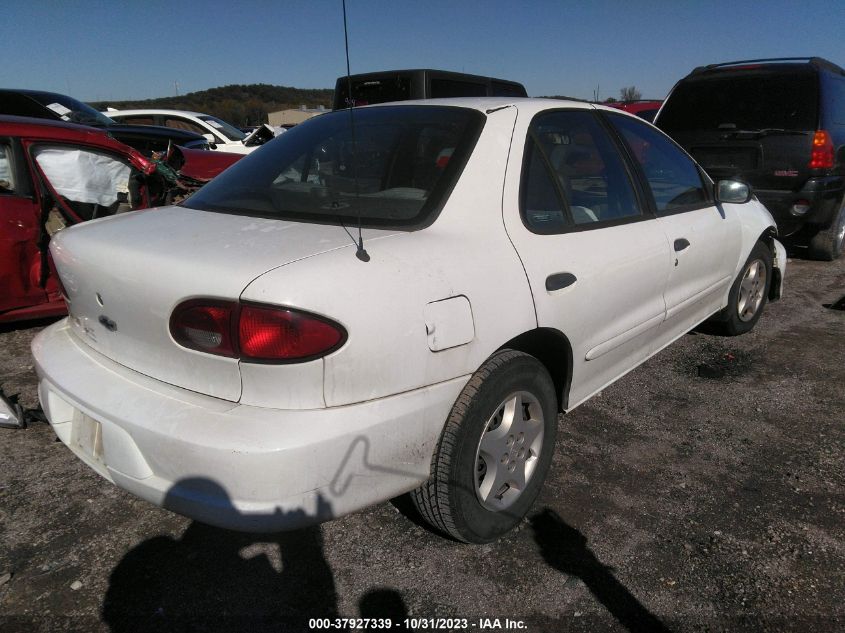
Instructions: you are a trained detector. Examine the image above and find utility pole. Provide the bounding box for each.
[175,81,179,96]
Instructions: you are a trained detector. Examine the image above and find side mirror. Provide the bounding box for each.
[715,179,752,204]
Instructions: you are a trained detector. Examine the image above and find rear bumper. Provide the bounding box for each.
[33,320,466,532]
[755,176,844,235]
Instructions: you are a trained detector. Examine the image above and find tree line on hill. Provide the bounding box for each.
[90,84,334,127]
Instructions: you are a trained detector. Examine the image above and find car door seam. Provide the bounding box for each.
[499,106,539,328]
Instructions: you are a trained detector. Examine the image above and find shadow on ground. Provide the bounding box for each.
[100,477,671,632]
[102,479,338,633]
[531,509,672,633]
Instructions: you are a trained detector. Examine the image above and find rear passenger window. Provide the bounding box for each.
[165,118,206,135]
[608,114,708,214]
[521,110,642,233]
[120,116,156,126]
[430,79,487,98]
[490,81,527,97]
[0,145,14,192]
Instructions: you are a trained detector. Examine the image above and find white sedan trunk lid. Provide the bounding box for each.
[50,206,384,402]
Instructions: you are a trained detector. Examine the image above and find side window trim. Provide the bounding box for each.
[0,139,17,195]
[601,111,714,216]
[593,111,658,220]
[519,108,652,235]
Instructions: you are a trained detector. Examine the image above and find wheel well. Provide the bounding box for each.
[498,328,573,412]
[758,227,782,301]
[759,226,778,246]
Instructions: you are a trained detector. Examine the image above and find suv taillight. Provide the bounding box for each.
[809,130,834,169]
[170,300,346,362]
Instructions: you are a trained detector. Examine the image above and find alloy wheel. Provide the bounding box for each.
[737,259,767,322]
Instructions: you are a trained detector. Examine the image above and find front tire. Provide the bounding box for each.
[411,350,558,543]
[713,241,773,336]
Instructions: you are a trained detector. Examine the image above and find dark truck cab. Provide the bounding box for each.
[656,57,845,259]
[333,69,527,110]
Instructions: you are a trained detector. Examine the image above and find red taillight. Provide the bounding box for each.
[809,130,834,169]
[170,300,345,362]
[170,300,237,357]
[239,304,345,361]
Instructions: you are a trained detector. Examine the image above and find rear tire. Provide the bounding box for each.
[411,350,557,543]
[712,241,772,336]
[807,201,845,261]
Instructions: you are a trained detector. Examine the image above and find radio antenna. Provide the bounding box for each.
[342,0,369,262]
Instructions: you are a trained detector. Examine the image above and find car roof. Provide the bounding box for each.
[689,56,844,77]
[340,68,526,84]
[0,88,65,100]
[112,99,607,121]
[360,96,595,113]
[0,114,103,137]
[333,97,662,128]
[106,108,210,118]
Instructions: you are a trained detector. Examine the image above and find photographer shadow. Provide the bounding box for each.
[102,478,338,633]
[531,509,672,633]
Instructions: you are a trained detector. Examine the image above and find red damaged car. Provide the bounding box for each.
[0,115,242,324]
[604,100,663,122]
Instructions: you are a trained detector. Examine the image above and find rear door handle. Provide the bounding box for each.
[674,238,691,252]
[545,272,577,291]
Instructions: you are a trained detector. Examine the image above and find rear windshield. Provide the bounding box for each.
[198,115,246,141]
[26,92,115,128]
[184,105,484,229]
[658,70,818,132]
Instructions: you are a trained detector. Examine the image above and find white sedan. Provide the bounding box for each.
[33,98,785,543]
[102,108,272,154]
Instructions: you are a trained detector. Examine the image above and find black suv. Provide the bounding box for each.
[656,57,845,260]
[0,89,210,156]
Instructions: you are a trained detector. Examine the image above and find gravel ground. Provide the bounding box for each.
[0,256,843,633]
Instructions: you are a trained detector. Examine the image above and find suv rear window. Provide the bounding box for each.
[430,79,487,98]
[658,70,818,132]
[334,76,413,108]
[184,105,484,229]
